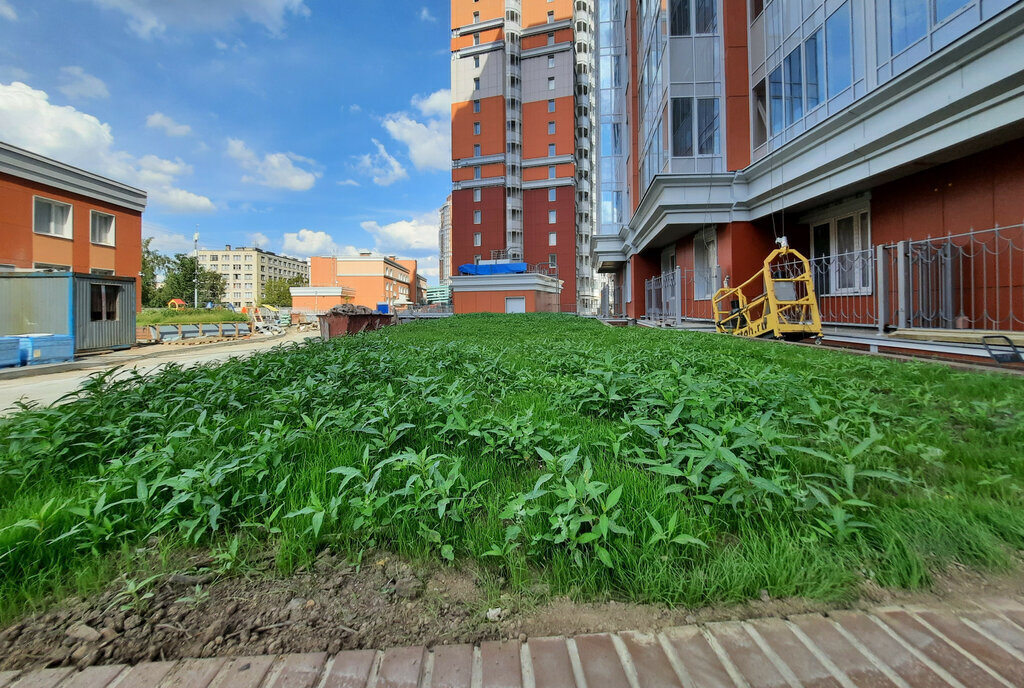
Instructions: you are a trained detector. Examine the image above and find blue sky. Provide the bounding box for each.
[0,0,451,281]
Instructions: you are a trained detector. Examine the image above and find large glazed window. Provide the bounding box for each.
[697,99,719,155]
[671,97,693,156]
[33,197,73,238]
[891,0,928,54]
[825,2,852,98]
[768,66,784,136]
[811,211,872,295]
[90,212,116,246]
[804,29,824,110]
[693,228,718,300]
[784,47,803,126]
[670,0,690,36]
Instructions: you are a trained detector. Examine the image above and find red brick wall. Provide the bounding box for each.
[523,186,575,310]
[451,186,506,271]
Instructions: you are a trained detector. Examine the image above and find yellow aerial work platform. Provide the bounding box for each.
[713,239,824,341]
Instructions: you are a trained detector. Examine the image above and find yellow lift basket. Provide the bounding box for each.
[712,239,823,341]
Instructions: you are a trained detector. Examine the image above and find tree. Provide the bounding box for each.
[157,254,226,307]
[262,275,308,307]
[141,238,170,307]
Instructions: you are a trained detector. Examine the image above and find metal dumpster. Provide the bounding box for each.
[317,313,396,341]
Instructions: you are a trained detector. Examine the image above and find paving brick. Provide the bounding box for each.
[322,650,377,688]
[876,610,1007,688]
[963,611,1024,653]
[113,662,176,688]
[915,611,1024,686]
[212,656,275,688]
[430,645,474,688]
[706,621,789,688]
[618,631,682,688]
[831,611,951,688]
[376,646,425,688]
[8,668,73,688]
[0,673,20,688]
[56,666,126,688]
[747,618,843,688]
[787,614,899,688]
[480,641,522,688]
[660,626,736,688]
[527,637,577,688]
[264,653,328,688]
[159,658,226,688]
[573,634,630,688]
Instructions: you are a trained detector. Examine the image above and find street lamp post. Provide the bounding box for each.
[193,230,200,308]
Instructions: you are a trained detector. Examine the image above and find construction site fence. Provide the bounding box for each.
[643,225,1024,333]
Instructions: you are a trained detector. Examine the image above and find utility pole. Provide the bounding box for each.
[193,227,200,308]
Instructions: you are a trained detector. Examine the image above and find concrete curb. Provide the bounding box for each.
[0,332,290,381]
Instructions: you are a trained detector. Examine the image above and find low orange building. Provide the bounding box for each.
[293,253,423,313]
[451,272,562,314]
[0,141,147,309]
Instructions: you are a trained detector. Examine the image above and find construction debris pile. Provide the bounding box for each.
[327,304,375,316]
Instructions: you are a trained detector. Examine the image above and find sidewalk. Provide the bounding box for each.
[3,599,1023,687]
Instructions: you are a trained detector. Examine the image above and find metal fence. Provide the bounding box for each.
[642,225,1024,333]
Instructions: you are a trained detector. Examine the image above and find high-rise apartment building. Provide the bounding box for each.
[439,194,453,285]
[450,0,598,313]
[197,245,309,308]
[594,0,1024,336]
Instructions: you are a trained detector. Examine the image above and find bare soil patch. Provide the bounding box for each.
[1,551,1021,672]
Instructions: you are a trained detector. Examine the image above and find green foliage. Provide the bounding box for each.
[141,238,169,308]
[262,276,307,307]
[156,254,226,307]
[0,314,1022,621]
[137,308,250,326]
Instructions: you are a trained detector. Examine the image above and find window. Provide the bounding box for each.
[548,143,557,156]
[473,232,482,246]
[89,284,121,322]
[473,210,482,224]
[826,2,852,98]
[474,121,481,135]
[548,77,555,90]
[474,255,481,264]
[548,165,556,179]
[671,97,693,156]
[695,0,716,33]
[805,29,824,110]
[548,55,555,68]
[547,32,555,45]
[90,268,114,276]
[811,211,872,295]
[891,0,927,54]
[697,99,719,155]
[751,0,764,19]
[784,47,802,126]
[768,66,784,136]
[474,55,480,67]
[549,253,557,266]
[548,231,557,246]
[473,99,481,113]
[548,121,556,134]
[474,144,481,156]
[473,11,479,22]
[474,166,482,179]
[935,0,968,23]
[474,188,482,202]
[693,228,718,300]
[33,197,72,238]
[547,10,554,23]
[34,262,71,271]
[90,211,115,246]
[548,99,556,112]
[548,210,557,224]
[670,0,690,36]
[473,33,480,45]
[548,187,557,202]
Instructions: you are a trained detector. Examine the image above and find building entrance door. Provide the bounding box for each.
[505,296,526,313]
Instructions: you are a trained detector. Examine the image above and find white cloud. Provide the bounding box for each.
[226,138,321,191]
[361,211,440,254]
[0,81,214,213]
[85,0,310,38]
[247,232,271,248]
[349,104,362,113]
[143,223,196,254]
[281,229,362,258]
[0,65,29,82]
[0,1,16,21]
[337,179,360,187]
[382,113,450,172]
[417,257,440,279]
[418,7,436,22]
[146,112,191,136]
[356,139,408,187]
[58,66,110,100]
[412,89,451,118]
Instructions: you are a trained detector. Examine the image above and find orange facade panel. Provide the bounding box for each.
[451,0,505,29]
[522,0,572,27]
[452,27,504,51]
[522,163,575,182]
[522,97,575,159]
[453,289,560,314]
[453,97,507,159]
[453,163,506,182]
[521,28,573,50]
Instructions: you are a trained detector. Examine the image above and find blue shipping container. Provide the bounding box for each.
[18,335,74,366]
[0,337,19,368]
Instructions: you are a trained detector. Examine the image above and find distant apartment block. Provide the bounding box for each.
[440,194,453,285]
[450,0,598,313]
[0,141,147,309]
[593,0,1024,336]
[302,253,424,311]
[197,245,309,308]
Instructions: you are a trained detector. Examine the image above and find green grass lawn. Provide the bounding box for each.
[137,308,250,326]
[1,314,1022,621]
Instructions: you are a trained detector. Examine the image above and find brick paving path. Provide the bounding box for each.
[3,599,1024,687]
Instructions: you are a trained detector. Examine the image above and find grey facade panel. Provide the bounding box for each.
[0,274,72,336]
[73,275,136,352]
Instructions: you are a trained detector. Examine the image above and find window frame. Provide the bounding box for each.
[692,227,718,301]
[32,196,74,240]
[89,210,116,247]
[810,210,873,296]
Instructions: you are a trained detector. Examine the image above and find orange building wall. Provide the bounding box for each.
[451,27,505,51]
[522,0,572,27]
[522,28,573,50]
[522,97,576,159]
[723,0,751,171]
[453,163,506,182]
[0,172,143,310]
[523,163,575,182]
[453,97,507,160]
[454,289,560,314]
[452,0,505,27]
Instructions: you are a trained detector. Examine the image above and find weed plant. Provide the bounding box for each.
[137,308,249,327]
[1,314,1022,620]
